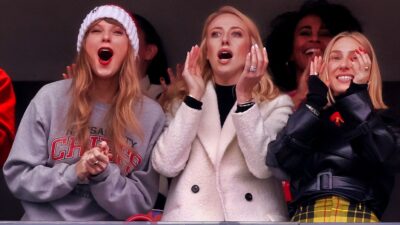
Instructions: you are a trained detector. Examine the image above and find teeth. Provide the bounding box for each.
[337,75,353,81]
[305,48,321,55]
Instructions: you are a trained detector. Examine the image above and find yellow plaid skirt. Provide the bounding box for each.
[291,195,379,222]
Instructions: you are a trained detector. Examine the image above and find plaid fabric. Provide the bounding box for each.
[291,195,379,222]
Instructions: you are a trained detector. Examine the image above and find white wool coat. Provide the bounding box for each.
[152,82,293,221]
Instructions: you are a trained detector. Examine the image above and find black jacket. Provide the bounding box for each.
[266,87,400,218]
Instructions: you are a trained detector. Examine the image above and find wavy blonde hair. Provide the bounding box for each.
[161,6,279,112]
[66,18,143,164]
[321,31,387,109]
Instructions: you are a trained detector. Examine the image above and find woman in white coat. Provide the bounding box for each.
[152,6,292,221]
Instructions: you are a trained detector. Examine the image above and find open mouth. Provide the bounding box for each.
[218,50,233,60]
[98,48,113,64]
[337,75,354,82]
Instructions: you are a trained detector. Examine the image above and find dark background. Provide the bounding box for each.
[0,0,399,222]
[0,0,399,82]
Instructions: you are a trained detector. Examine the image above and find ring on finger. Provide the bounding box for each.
[249,65,257,72]
[93,160,99,166]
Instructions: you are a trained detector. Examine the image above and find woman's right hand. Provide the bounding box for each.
[310,55,327,86]
[76,141,112,181]
[182,45,205,100]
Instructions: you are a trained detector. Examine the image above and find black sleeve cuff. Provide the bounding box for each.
[184,95,203,110]
[306,76,328,110]
[336,82,368,100]
[235,102,255,113]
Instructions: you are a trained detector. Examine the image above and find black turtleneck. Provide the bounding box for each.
[215,83,236,127]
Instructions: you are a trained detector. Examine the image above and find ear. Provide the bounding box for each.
[143,44,158,61]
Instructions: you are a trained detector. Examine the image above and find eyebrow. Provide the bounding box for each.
[209,26,244,31]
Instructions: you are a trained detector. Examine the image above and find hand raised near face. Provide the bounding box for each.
[236,44,268,104]
[182,45,205,100]
[310,55,328,86]
[352,47,371,84]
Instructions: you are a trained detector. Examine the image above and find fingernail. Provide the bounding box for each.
[255,43,259,48]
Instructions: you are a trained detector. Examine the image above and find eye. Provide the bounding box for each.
[90,27,102,33]
[210,31,221,38]
[231,31,242,37]
[329,54,341,61]
[318,29,331,37]
[111,25,124,35]
[299,28,312,36]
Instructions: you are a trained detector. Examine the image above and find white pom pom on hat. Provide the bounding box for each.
[76,5,139,55]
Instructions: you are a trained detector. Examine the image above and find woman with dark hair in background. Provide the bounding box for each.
[265,0,362,109]
[134,14,170,100]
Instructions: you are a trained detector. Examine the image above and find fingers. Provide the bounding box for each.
[62,64,76,79]
[244,44,266,76]
[353,48,371,84]
[310,56,323,76]
[84,144,110,175]
[176,63,183,78]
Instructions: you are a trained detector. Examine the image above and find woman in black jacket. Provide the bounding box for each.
[266,31,399,222]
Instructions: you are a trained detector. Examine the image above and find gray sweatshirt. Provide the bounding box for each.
[3,79,165,221]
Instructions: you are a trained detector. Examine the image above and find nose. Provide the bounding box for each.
[310,33,320,42]
[339,58,352,70]
[222,33,229,45]
[102,30,111,42]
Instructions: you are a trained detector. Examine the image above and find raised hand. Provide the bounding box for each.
[310,55,327,86]
[352,47,371,84]
[161,63,183,91]
[235,44,268,104]
[62,63,76,79]
[182,45,205,100]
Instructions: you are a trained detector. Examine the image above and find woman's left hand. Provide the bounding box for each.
[84,141,112,176]
[352,47,371,84]
[236,44,268,104]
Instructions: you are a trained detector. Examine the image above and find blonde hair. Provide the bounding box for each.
[321,31,387,109]
[66,18,143,165]
[161,6,279,112]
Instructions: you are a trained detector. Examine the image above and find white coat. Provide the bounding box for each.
[152,81,293,221]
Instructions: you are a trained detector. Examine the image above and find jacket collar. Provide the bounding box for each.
[197,81,237,167]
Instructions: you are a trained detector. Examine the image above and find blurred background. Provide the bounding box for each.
[0,0,399,82]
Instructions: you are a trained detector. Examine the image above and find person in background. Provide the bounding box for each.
[152,5,292,221]
[0,68,16,168]
[266,31,400,222]
[3,5,165,220]
[265,0,362,109]
[134,14,170,100]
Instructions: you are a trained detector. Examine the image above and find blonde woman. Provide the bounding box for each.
[267,32,400,222]
[152,6,292,221]
[3,5,165,221]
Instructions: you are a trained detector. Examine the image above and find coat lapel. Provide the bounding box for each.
[216,104,237,165]
[197,82,221,166]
